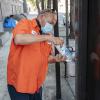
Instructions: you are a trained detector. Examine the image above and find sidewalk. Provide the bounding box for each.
[0,33,12,100]
[0,20,12,100]
[0,21,4,32]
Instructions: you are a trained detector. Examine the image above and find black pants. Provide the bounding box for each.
[8,85,42,100]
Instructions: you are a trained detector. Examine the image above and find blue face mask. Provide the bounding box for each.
[41,23,54,34]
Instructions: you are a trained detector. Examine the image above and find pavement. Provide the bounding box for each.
[0,32,12,100]
[0,18,75,100]
[0,21,4,32]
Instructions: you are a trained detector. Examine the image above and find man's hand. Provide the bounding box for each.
[51,37,64,45]
[45,35,64,45]
[48,54,66,63]
[55,54,66,62]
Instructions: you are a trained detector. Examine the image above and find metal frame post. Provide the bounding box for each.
[23,0,28,13]
[76,0,88,100]
[64,0,69,78]
[53,0,62,99]
[41,0,44,10]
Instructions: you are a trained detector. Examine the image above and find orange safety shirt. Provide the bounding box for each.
[7,19,52,93]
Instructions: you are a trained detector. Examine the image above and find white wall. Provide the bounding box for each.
[0,0,24,18]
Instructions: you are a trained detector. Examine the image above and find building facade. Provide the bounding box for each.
[0,0,23,20]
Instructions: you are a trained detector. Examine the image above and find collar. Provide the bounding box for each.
[36,18,41,29]
[35,18,42,34]
[31,18,42,34]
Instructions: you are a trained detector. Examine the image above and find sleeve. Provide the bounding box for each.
[12,19,30,37]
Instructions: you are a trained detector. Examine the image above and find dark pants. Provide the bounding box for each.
[8,85,42,100]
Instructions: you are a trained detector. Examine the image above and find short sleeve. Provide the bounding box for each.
[12,19,30,37]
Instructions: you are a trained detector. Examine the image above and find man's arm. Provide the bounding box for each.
[14,34,64,45]
[14,34,49,45]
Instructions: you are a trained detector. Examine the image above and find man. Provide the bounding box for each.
[7,9,65,100]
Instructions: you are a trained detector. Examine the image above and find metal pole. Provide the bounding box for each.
[41,0,44,10]
[64,0,69,78]
[23,0,28,13]
[47,0,51,9]
[66,0,69,46]
[53,0,62,99]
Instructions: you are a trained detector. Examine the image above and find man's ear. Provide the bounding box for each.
[41,14,45,20]
[40,15,46,26]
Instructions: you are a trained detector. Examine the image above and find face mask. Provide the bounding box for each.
[41,22,54,35]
